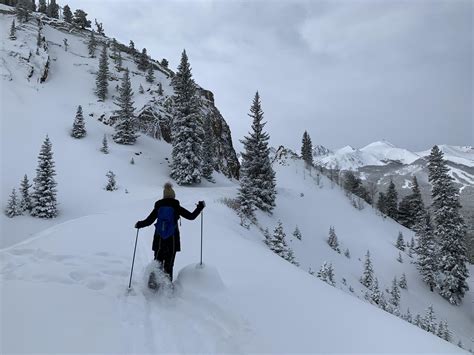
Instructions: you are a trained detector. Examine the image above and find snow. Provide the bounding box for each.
[1,9,472,354]
[361,140,421,164]
[418,145,474,168]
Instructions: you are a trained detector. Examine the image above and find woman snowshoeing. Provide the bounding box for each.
[135,182,205,287]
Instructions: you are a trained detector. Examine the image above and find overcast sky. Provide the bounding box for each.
[67,0,472,152]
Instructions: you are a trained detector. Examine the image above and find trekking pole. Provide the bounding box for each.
[128,228,139,290]
[200,211,203,266]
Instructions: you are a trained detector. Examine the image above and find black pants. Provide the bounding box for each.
[154,237,176,281]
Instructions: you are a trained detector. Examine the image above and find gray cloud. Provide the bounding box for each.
[66,0,473,152]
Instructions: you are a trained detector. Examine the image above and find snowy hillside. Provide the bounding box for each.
[361,140,421,165]
[1,6,472,354]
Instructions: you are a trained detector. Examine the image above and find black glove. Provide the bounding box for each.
[135,221,141,229]
[197,200,206,210]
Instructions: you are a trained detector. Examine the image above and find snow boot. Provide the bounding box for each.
[148,271,158,290]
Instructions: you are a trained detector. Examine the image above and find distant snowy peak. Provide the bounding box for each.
[417,145,474,167]
[315,146,384,170]
[312,144,332,157]
[361,140,420,165]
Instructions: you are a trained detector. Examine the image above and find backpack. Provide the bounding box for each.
[155,206,176,240]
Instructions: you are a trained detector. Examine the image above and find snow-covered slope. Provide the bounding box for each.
[317,145,385,170]
[361,140,421,164]
[418,145,474,168]
[1,7,472,354]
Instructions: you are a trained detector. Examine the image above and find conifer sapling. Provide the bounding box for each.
[71,105,86,138]
[105,171,117,191]
[5,188,22,217]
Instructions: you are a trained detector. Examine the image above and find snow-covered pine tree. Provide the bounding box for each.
[238,91,276,212]
[31,135,58,219]
[436,321,445,339]
[414,314,422,328]
[395,231,405,250]
[9,19,16,40]
[36,27,42,48]
[72,9,91,29]
[397,251,403,263]
[385,180,398,220]
[88,31,97,57]
[138,48,149,71]
[423,305,437,334]
[170,50,203,185]
[301,131,313,167]
[389,276,401,307]
[16,0,31,23]
[428,145,469,305]
[71,105,86,138]
[201,115,215,182]
[441,320,451,341]
[138,84,144,94]
[19,174,32,212]
[130,157,135,165]
[63,38,68,52]
[5,188,22,217]
[95,43,109,101]
[399,273,407,289]
[415,212,438,292]
[327,226,340,253]
[105,171,117,191]
[146,63,155,83]
[266,221,298,265]
[360,250,374,288]
[405,308,413,323]
[94,19,104,36]
[317,261,335,286]
[129,40,136,55]
[344,248,351,258]
[157,82,163,96]
[63,5,73,23]
[293,225,302,240]
[113,68,138,145]
[100,134,109,154]
[116,50,123,71]
[369,277,382,306]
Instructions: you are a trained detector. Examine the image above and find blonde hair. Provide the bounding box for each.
[163,182,175,199]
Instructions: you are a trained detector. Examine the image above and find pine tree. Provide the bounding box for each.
[71,105,86,138]
[385,180,398,220]
[327,226,340,253]
[376,192,387,215]
[100,134,109,154]
[130,157,135,165]
[129,40,135,54]
[115,50,123,71]
[63,38,68,52]
[238,91,276,212]
[138,84,144,94]
[72,9,91,29]
[201,115,215,182]
[265,221,297,265]
[301,131,313,166]
[397,251,403,263]
[146,63,155,83]
[369,277,383,306]
[399,273,407,289]
[415,213,437,292]
[94,19,104,36]
[16,0,31,22]
[441,320,451,341]
[293,226,302,240]
[344,248,350,258]
[395,231,405,250]
[428,145,469,305]
[38,0,47,13]
[5,188,22,217]
[9,19,16,40]
[137,48,149,71]
[360,250,374,288]
[87,31,97,57]
[47,0,59,18]
[157,82,163,96]
[31,135,58,219]
[423,305,437,334]
[389,276,401,307]
[19,174,32,212]
[170,50,203,185]
[317,261,335,286]
[113,68,138,145]
[36,27,42,48]
[63,5,73,23]
[95,44,109,101]
[161,58,169,67]
[105,171,117,191]
[405,308,413,323]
